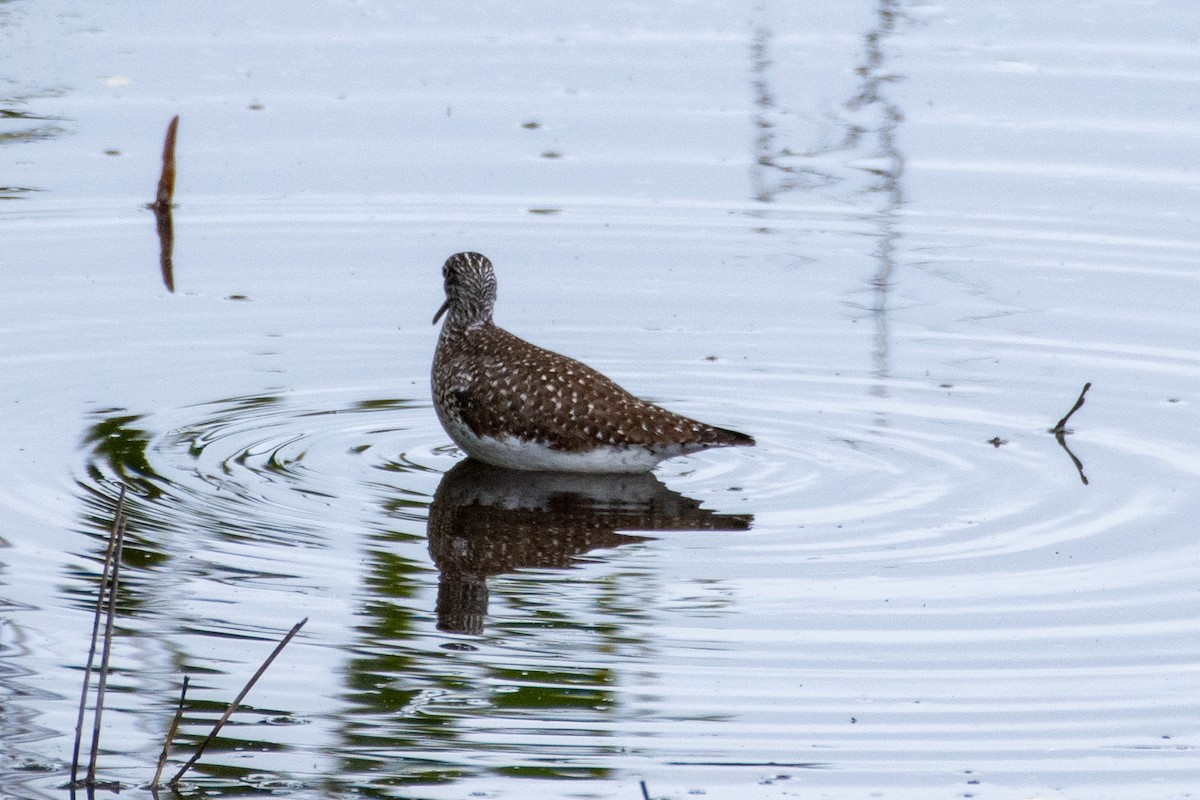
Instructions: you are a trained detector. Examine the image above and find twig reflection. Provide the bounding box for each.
[1055,430,1089,486]
[749,3,907,409]
[153,200,175,292]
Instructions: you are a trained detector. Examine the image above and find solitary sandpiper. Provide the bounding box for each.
[431,252,754,473]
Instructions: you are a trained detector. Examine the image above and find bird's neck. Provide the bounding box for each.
[442,306,494,336]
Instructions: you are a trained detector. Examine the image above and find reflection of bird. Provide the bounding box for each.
[431,252,754,473]
[427,459,753,634]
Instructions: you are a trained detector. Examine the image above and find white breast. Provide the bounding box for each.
[438,409,680,473]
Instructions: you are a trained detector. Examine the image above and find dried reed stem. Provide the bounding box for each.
[69,485,127,788]
[151,675,191,789]
[168,617,308,785]
[84,505,128,786]
[152,115,179,211]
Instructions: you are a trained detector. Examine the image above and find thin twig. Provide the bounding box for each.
[1051,382,1091,434]
[640,780,651,800]
[168,618,308,785]
[152,676,190,789]
[152,115,179,212]
[69,485,126,787]
[85,507,128,786]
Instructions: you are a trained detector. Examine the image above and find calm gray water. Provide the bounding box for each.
[2,2,1199,799]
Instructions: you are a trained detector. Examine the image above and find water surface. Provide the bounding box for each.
[2,2,1199,799]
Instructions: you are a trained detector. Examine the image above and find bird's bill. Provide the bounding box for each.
[432,298,451,325]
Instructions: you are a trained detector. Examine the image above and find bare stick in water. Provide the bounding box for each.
[69,485,127,787]
[1051,382,1091,434]
[1050,383,1092,485]
[85,496,129,786]
[168,617,308,785]
[151,675,191,789]
[152,115,179,212]
[151,116,179,292]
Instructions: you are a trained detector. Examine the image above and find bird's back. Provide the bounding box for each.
[433,322,754,456]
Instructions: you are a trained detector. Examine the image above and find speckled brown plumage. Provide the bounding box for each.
[431,252,754,471]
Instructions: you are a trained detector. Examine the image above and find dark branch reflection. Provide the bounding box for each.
[853,0,906,401]
[750,1,907,407]
[1054,430,1089,485]
[153,202,174,292]
[427,460,753,634]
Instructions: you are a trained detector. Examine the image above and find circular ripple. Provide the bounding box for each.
[63,267,1200,798]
